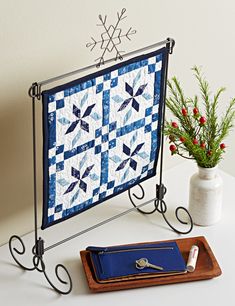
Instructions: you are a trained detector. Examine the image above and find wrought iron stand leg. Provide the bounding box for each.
[154,184,193,234]
[9,236,72,294]
[9,83,72,294]
[129,39,193,234]
[128,183,193,234]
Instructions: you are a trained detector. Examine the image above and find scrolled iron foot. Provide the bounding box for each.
[128,183,193,234]
[155,199,193,234]
[9,235,72,294]
[42,262,72,294]
[32,253,72,294]
[128,184,158,214]
[9,235,36,271]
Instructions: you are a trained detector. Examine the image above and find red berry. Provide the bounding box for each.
[193,107,199,115]
[220,143,226,150]
[207,150,212,156]
[182,108,187,116]
[171,122,178,128]
[193,138,198,145]
[199,116,206,125]
[200,142,206,149]
[180,136,186,143]
[169,144,177,152]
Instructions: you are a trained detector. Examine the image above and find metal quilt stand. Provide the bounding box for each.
[9,37,193,295]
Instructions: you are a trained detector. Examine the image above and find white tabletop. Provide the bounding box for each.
[0,162,234,306]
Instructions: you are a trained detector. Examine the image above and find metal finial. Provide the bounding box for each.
[86,8,136,67]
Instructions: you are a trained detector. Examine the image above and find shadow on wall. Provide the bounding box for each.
[0,95,42,240]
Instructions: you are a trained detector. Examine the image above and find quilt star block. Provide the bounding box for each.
[42,47,167,229]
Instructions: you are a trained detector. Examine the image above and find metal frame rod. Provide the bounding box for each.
[158,41,170,185]
[37,39,172,87]
[32,91,38,245]
[44,196,159,252]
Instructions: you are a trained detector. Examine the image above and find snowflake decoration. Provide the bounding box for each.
[86,8,136,67]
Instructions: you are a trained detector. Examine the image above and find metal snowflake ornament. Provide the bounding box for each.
[86,8,136,67]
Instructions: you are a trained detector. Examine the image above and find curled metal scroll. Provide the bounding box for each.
[9,235,72,294]
[128,184,158,214]
[28,83,41,100]
[128,184,193,234]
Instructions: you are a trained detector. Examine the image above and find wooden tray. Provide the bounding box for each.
[80,236,222,292]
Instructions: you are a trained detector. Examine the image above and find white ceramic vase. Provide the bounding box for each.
[188,166,223,226]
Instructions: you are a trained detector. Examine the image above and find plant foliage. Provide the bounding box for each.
[164,66,235,168]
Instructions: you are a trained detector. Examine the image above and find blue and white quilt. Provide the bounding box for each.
[42,47,167,229]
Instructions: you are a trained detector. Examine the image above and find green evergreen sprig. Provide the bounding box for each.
[164,66,235,168]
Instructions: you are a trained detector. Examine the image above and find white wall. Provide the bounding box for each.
[1,0,235,245]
